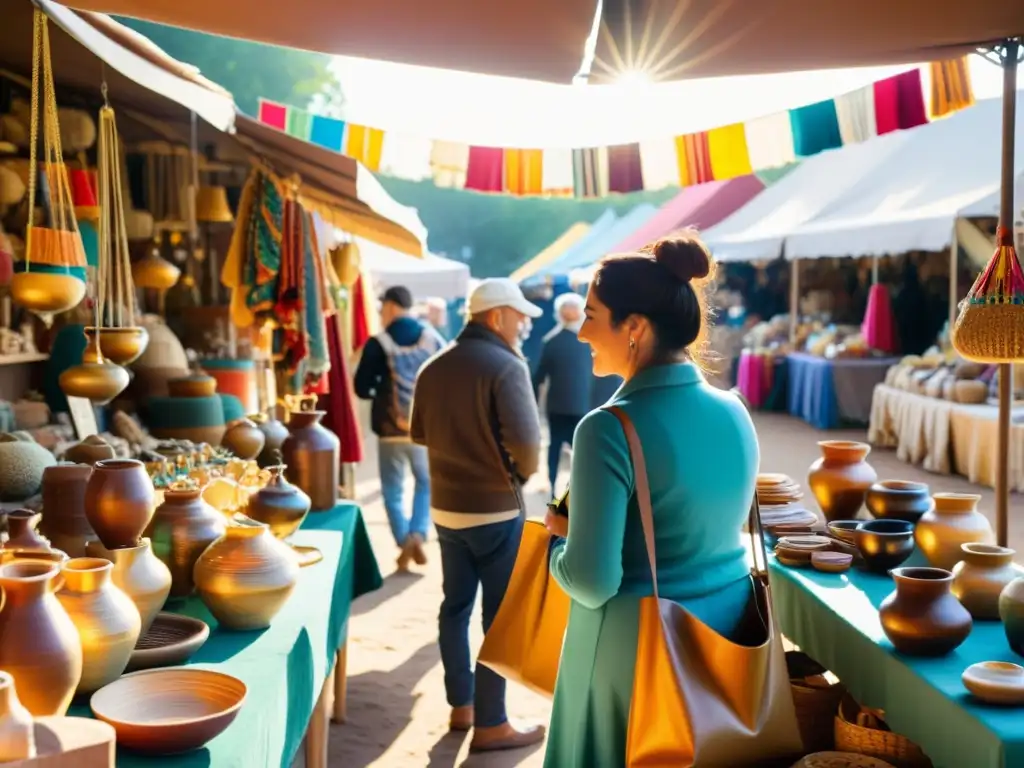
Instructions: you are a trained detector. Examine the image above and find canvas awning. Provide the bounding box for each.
[63,0,1023,83]
[510,222,591,282]
[785,94,1024,259]
[541,203,660,277]
[702,132,914,263]
[358,240,470,301]
[524,210,619,283]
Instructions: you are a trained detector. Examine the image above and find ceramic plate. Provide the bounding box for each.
[962,661,1024,705]
[126,613,210,673]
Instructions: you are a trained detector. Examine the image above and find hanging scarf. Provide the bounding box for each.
[223,170,259,328]
[246,173,285,313]
[302,208,330,383]
[275,198,307,375]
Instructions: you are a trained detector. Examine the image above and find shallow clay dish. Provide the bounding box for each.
[793,752,896,768]
[90,668,246,754]
[962,661,1024,705]
[126,613,210,673]
[777,535,832,551]
[812,551,853,574]
[776,552,808,568]
[827,520,862,546]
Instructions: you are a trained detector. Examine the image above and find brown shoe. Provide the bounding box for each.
[409,533,427,565]
[449,705,473,732]
[469,723,546,752]
[396,539,414,573]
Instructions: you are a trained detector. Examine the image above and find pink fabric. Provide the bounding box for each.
[317,316,364,464]
[894,69,927,129]
[258,100,288,131]
[607,144,644,193]
[737,351,770,409]
[873,77,900,135]
[465,146,505,192]
[861,283,898,353]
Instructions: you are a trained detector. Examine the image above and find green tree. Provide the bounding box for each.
[116,20,341,116]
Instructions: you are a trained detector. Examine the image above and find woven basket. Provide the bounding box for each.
[834,694,932,768]
[787,651,846,753]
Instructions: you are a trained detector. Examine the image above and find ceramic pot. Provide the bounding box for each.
[807,441,877,522]
[167,374,217,398]
[62,435,116,465]
[86,538,171,634]
[40,462,96,557]
[999,576,1024,655]
[144,487,226,599]
[222,418,265,461]
[0,561,83,715]
[879,566,972,656]
[256,415,290,468]
[245,465,311,539]
[194,517,300,630]
[952,543,1020,620]
[4,509,51,552]
[282,410,339,512]
[915,493,994,570]
[854,519,915,573]
[84,459,155,549]
[56,558,141,694]
[865,480,932,523]
[0,671,34,761]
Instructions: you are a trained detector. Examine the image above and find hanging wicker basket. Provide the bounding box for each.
[952,227,1024,363]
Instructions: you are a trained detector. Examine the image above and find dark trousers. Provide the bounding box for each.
[547,413,582,491]
[436,516,524,728]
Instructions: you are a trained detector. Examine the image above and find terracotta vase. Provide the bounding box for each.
[0,671,35,761]
[915,492,994,570]
[144,486,226,599]
[194,517,300,630]
[807,441,877,522]
[222,418,266,461]
[84,459,155,549]
[282,410,339,512]
[40,462,96,557]
[879,567,972,656]
[256,415,290,468]
[245,465,311,539]
[56,557,141,694]
[4,510,51,552]
[0,561,83,715]
[86,538,171,634]
[952,543,1020,620]
[999,576,1024,655]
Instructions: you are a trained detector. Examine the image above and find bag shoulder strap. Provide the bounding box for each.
[604,405,770,601]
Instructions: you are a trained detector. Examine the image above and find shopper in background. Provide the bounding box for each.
[411,278,546,752]
[353,285,446,572]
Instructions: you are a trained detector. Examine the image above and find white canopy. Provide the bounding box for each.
[702,130,912,263]
[786,93,1024,259]
[357,239,471,301]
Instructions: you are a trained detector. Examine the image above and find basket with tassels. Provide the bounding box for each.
[952,226,1024,363]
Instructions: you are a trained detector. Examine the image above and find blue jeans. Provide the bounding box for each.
[378,440,431,547]
[436,516,524,728]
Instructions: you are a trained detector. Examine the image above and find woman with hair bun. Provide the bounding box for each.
[542,229,761,766]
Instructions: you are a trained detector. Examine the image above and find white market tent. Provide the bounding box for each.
[786,93,1024,260]
[356,239,471,301]
[702,130,914,263]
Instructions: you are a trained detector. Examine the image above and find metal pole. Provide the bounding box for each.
[996,40,1019,548]
[948,224,958,333]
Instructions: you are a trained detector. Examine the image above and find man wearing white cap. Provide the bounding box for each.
[410,278,545,752]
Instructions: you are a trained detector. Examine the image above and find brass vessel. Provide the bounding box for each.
[145,483,226,598]
[86,538,171,634]
[56,557,141,694]
[245,464,311,539]
[132,251,180,291]
[281,399,339,512]
[10,270,86,317]
[59,336,130,405]
[194,516,300,630]
[85,325,150,366]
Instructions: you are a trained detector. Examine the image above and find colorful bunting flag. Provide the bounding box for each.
[310,115,345,152]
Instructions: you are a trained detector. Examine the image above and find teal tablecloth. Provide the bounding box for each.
[770,554,1024,768]
[73,502,381,768]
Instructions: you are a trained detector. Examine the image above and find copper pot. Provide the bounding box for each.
[4,510,51,552]
[56,557,141,694]
[245,464,311,539]
[40,463,96,557]
[0,561,83,715]
[86,538,171,634]
[222,418,266,461]
[915,492,994,570]
[144,486,226,599]
[194,517,299,630]
[84,459,155,549]
[807,441,877,522]
[879,566,972,656]
[281,410,339,512]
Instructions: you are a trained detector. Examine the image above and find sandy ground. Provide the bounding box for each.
[326,408,1024,767]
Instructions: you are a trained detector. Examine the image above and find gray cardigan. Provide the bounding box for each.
[411,323,541,514]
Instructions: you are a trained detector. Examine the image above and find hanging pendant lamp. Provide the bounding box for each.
[195,186,234,223]
[60,330,130,405]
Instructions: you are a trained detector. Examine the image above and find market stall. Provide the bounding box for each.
[534,204,658,280]
[509,221,590,282]
[357,238,471,300]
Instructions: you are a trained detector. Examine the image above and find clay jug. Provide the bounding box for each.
[84,459,155,549]
[915,493,994,570]
[4,510,51,552]
[40,463,96,557]
[194,516,300,630]
[222,418,266,461]
[282,409,339,512]
[0,561,83,715]
[879,566,972,656]
[246,464,311,539]
[86,537,171,635]
[0,671,34,761]
[952,544,1020,620]
[807,441,877,522]
[256,413,290,468]
[56,557,141,694]
[144,484,226,599]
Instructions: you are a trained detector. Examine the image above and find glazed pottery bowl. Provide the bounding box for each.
[90,668,246,754]
[865,480,932,523]
[827,520,862,546]
[85,326,150,366]
[962,661,1024,705]
[855,519,915,573]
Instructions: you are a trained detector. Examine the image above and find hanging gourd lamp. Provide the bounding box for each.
[330,241,361,288]
[133,236,181,290]
[11,12,88,326]
[60,329,130,405]
[86,104,149,365]
[195,186,234,224]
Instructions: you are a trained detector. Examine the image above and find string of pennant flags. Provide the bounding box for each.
[257,58,975,199]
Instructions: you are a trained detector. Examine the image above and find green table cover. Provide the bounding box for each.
[72,502,381,768]
[770,553,1024,768]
